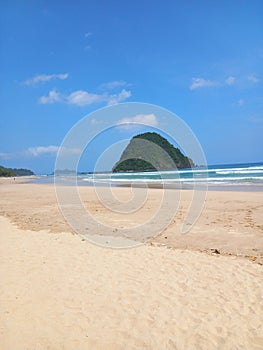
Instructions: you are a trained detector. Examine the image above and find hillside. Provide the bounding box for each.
[0,165,34,177]
[113,132,193,172]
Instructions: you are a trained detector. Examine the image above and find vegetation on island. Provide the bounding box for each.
[0,165,34,177]
[113,132,193,173]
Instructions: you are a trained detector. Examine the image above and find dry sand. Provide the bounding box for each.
[0,183,262,262]
[0,182,263,349]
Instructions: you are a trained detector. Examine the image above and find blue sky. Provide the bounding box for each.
[1,0,262,174]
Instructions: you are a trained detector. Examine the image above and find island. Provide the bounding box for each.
[0,165,34,177]
[112,132,193,172]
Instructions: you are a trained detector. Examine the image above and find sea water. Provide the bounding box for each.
[35,162,263,191]
[79,162,263,191]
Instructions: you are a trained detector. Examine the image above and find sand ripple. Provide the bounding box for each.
[0,216,262,349]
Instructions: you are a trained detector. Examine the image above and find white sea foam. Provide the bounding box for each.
[80,163,263,188]
[82,176,263,184]
[216,170,263,175]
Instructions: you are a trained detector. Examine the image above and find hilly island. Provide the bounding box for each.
[113,132,193,173]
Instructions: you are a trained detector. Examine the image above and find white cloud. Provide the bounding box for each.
[67,90,103,106]
[225,76,236,85]
[23,73,68,86]
[38,90,62,104]
[100,80,129,90]
[117,114,158,130]
[84,32,92,50]
[106,89,131,105]
[0,146,58,159]
[38,88,131,106]
[27,145,59,156]
[247,74,259,83]
[190,74,260,91]
[0,146,81,159]
[58,147,82,156]
[27,146,81,157]
[190,78,219,90]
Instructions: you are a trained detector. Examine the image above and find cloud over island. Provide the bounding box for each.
[116,114,159,130]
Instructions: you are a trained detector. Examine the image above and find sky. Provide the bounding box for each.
[0,0,262,174]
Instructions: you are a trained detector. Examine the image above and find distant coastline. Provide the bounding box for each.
[0,165,34,177]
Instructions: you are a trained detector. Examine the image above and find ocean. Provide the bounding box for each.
[35,162,263,191]
[46,162,263,191]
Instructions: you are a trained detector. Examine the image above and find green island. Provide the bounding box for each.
[113,132,193,172]
[0,165,34,177]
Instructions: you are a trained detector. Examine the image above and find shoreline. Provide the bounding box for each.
[115,182,263,192]
[1,175,263,192]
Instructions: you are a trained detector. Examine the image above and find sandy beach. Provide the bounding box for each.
[0,181,263,349]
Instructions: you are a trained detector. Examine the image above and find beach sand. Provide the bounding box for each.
[1,183,262,262]
[0,182,263,349]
